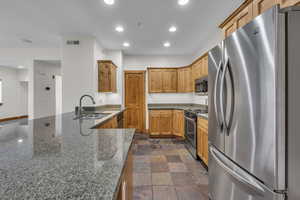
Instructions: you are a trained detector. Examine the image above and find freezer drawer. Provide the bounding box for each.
[209,146,285,200]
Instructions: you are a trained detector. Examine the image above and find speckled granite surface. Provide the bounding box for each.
[148,104,208,111]
[0,112,135,200]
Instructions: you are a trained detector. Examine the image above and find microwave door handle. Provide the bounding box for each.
[220,59,229,134]
[214,61,223,130]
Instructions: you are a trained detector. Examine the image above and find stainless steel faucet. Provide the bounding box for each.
[78,94,96,117]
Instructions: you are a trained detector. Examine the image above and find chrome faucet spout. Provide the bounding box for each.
[78,95,96,117]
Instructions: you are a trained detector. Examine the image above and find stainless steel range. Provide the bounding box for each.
[184,108,208,159]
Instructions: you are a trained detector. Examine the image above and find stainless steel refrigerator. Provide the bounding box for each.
[208,5,300,200]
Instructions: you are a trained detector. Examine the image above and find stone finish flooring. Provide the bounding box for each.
[132,133,209,200]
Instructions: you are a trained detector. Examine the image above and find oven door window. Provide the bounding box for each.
[185,118,196,147]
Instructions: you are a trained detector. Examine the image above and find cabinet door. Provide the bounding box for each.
[162,69,177,93]
[201,55,208,77]
[192,60,202,82]
[148,69,163,93]
[236,4,253,29]
[185,67,193,92]
[149,110,161,136]
[159,110,173,135]
[253,0,278,17]
[197,117,209,164]
[98,62,109,92]
[223,17,237,38]
[173,110,184,137]
[279,0,300,7]
[110,65,117,93]
[177,68,185,93]
[202,130,209,165]
[111,116,118,128]
[197,125,203,159]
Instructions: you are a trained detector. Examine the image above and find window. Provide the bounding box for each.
[0,79,2,105]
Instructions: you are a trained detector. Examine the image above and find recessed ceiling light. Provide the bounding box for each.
[21,38,32,43]
[115,25,124,32]
[123,42,130,47]
[169,26,177,32]
[18,65,24,69]
[18,139,23,143]
[164,42,171,47]
[178,0,189,6]
[104,0,114,5]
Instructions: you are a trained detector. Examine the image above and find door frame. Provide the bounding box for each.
[124,70,146,133]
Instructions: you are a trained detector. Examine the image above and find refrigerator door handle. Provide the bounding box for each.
[210,146,266,194]
[214,61,223,130]
[220,59,229,134]
[220,59,235,135]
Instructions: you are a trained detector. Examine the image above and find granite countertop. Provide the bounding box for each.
[148,103,207,111]
[0,110,135,200]
[148,104,209,120]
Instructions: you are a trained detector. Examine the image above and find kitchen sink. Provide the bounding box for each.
[74,112,111,120]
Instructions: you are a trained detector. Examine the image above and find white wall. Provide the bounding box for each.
[123,55,193,69]
[62,36,124,113]
[0,66,28,118]
[33,60,61,119]
[191,30,223,61]
[0,48,61,119]
[61,36,96,113]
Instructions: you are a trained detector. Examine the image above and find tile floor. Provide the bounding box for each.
[132,133,209,200]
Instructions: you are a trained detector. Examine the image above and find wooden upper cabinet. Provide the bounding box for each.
[202,55,208,77]
[253,0,277,17]
[148,68,177,93]
[148,69,163,93]
[148,66,194,94]
[162,69,178,93]
[279,0,300,7]
[178,67,193,93]
[219,0,281,38]
[220,0,300,38]
[223,17,238,38]
[236,3,253,28]
[98,60,117,93]
[192,59,202,82]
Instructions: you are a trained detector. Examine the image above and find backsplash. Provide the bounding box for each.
[193,94,208,105]
[147,93,194,104]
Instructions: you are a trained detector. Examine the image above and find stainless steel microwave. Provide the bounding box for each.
[195,77,208,94]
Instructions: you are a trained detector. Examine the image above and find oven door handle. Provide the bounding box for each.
[184,116,197,124]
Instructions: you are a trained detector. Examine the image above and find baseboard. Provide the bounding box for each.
[0,115,28,122]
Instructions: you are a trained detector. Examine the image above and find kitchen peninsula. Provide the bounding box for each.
[0,109,135,200]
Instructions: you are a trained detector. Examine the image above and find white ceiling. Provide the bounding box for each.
[0,0,243,55]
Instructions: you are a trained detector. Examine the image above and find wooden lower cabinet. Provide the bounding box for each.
[117,147,133,200]
[149,110,184,137]
[149,110,162,136]
[197,117,209,165]
[96,116,118,129]
[173,110,185,137]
